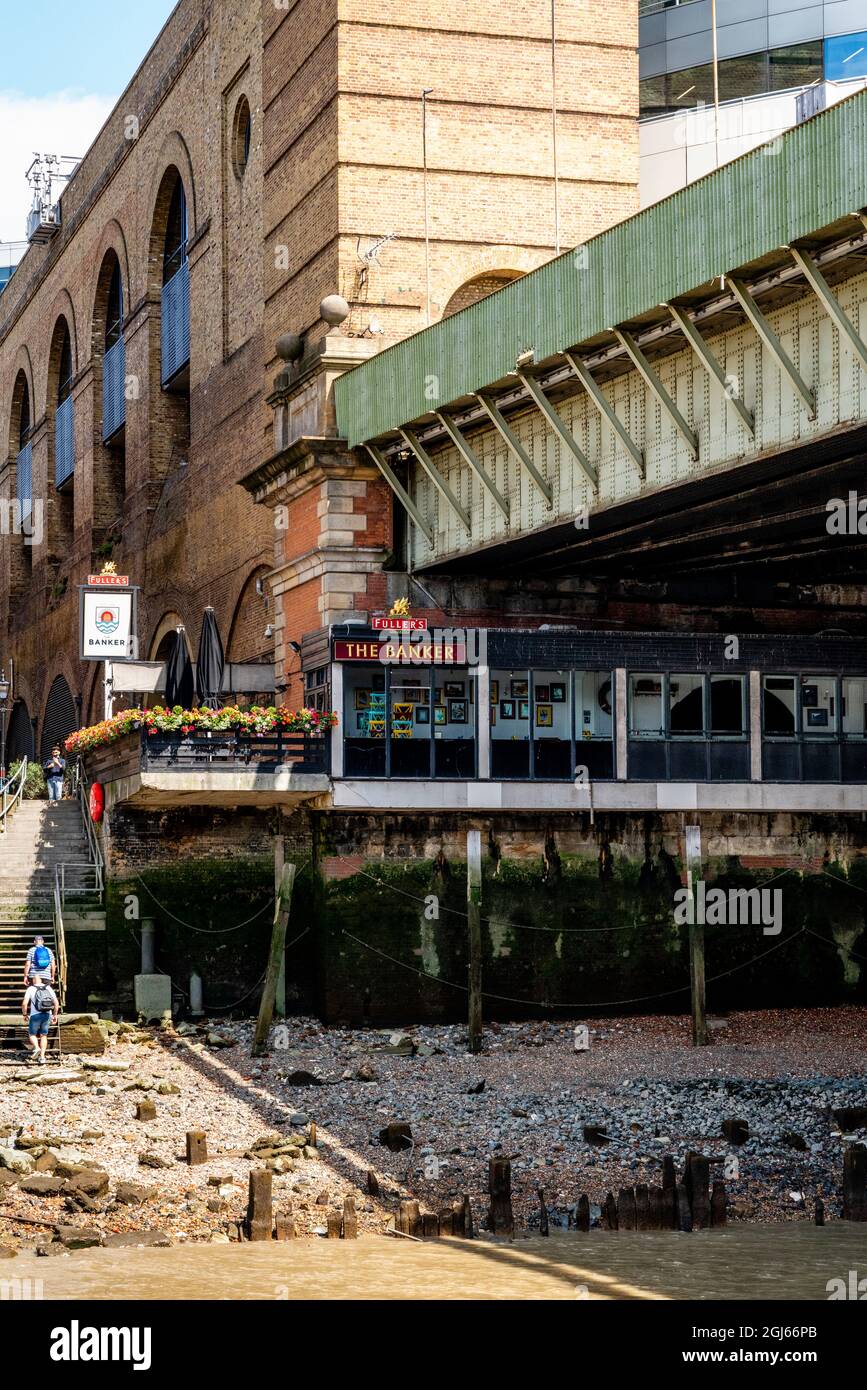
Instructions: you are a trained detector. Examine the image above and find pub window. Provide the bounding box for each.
[669,673,704,735]
[491,669,531,779]
[304,665,330,713]
[763,676,796,735]
[343,664,386,777]
[710,676,745,736]
[629,673,664,739]
[532,669,572,780]
[842,679,867,737]
[800,676,837,736]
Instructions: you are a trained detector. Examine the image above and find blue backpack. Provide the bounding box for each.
[33,945,51,972]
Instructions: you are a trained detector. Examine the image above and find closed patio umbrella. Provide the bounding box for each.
[164,626,194,709]
[196,607,225,710]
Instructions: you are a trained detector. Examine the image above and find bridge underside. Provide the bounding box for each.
[420,420,867,586]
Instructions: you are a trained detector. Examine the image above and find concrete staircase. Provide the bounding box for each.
[0,918,61,1056]
[0,801,95,911]
[0,799,100,1058]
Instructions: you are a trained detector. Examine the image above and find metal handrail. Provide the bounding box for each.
[52,868,68,1010]
[0,756,27,833]
[75,772,104,901]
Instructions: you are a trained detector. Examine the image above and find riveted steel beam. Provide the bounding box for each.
[790,244,867,377]
[434,411,510,521]
[474,393,553,508]
[364,444,433,546]
[399,427,472,534]
[668,303,755,436]
[564,351,645,480]
[516,372,598,492]
[612,328,699,460]
[725,274,816,419]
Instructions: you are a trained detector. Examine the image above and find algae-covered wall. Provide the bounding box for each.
[78,804,867,1023]
[317,812,867,1025]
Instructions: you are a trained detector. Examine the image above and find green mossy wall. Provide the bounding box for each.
[321,853,867,1025]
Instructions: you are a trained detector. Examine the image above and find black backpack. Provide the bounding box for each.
[33,985,54,1013]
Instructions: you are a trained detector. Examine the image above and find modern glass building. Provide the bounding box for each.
[640,0,867,117]
[0,243,26,294]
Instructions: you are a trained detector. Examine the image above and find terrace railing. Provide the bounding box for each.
[140,728,329,774]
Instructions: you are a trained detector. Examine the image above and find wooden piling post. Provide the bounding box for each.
[186,1130,208,1166]
[342,1196,358,1239]
[246,1169,273,1241]
[710,1180,727,1227]
[676,1183,692,1232]
[275,1208,296,1240]
[538,1189,549,1236]
[618,1188,636,1231]
[602,1191,618,1231]
[135,1099,157,1122]
[687,1154,711,1230]
[648,1186,663,1230]
[576,1194,590,1233]
[467,830,483,1055]
[326,1213,343,1239]
[439,1208,455,1235]
[685,825,709,1047]
[422,1212,439,1239]
[635,1183,650,1230]
[814,1196,825,1227]
[843,1145,867,1221]
[662,1154,678,1229]
[488,1156,514,1236]
[366,1169,380,1197]
[252,863,296,1057]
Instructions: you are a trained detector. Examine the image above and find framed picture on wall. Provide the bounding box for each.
[535,684,550,703]
[511,678,529,699]
[449,700,468,724]
[355,689,371,711]
[490,680,499,705]
[403,686,426,703]
[415,706,431,725]
[434,706,447,725]
[500,699,516,720]
[434,687,445,704]
[801,685,818,708]
[371,673,386,693]
[444,681,465,699]
[490,707,497,726]
[519,700,529,720]
[536,703,553,727]
[550,682,566,703]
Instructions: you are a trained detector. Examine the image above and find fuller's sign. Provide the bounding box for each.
[79,586,138,661]
[334,639,466,664]
[371,616,428,631]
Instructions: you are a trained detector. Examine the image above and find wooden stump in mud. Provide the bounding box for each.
[662,1155,678,1229]
[343,1196,358,1240]
[843,1145,867,1221]
[676,1183,692,1233]
[186,1131,208,1166]
[710,1180,727,1227]
[634,1184,650,1230]
[576,1194,590,1233]
[422,1213,439,1239]
[326,1213,342,1239]
[275,1210,297,1240]
[245,1169,273,1242]
[602,1191,618,1231]
[618,1188,636,1231]
[488,1157,514,1237]
[135,1100,157,1122]
[648,1187,663,1231]
[686,1153,710,1230]
[538,1189,549,1236]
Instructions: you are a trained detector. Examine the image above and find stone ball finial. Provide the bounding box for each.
[276,332,304,363]
[320,294,350,327]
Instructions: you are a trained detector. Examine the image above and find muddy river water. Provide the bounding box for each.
[6,1224,867,1300]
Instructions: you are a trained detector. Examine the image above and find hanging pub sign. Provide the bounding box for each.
[78,564,139,662]
[371,598,428,632]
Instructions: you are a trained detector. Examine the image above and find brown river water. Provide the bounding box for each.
[6,1225,867,1300]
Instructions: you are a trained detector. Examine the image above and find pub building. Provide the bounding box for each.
[329,623,867,795]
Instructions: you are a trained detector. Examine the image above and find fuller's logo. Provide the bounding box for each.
[95,607,120,635]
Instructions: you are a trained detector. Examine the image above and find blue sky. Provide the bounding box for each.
[0,0,177,98]
[0,1,176,240]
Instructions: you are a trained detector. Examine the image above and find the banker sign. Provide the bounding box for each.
[80,589,135,660]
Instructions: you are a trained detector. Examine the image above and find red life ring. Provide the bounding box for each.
[89,782,105,824]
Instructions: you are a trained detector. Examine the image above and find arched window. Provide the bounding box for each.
[15,376,32,527]
[233,97,252,178]
[7,701,35,765]
[161,177,190,386]
[102,256,126,442]
[55,322,74,489]
[41,675,77,760]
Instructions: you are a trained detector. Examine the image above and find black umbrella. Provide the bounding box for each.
[196,607,225,710]
[164,627,194,709]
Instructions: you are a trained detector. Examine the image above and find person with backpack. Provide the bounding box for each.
[23,935,56,987]
[22,975,59,1064]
